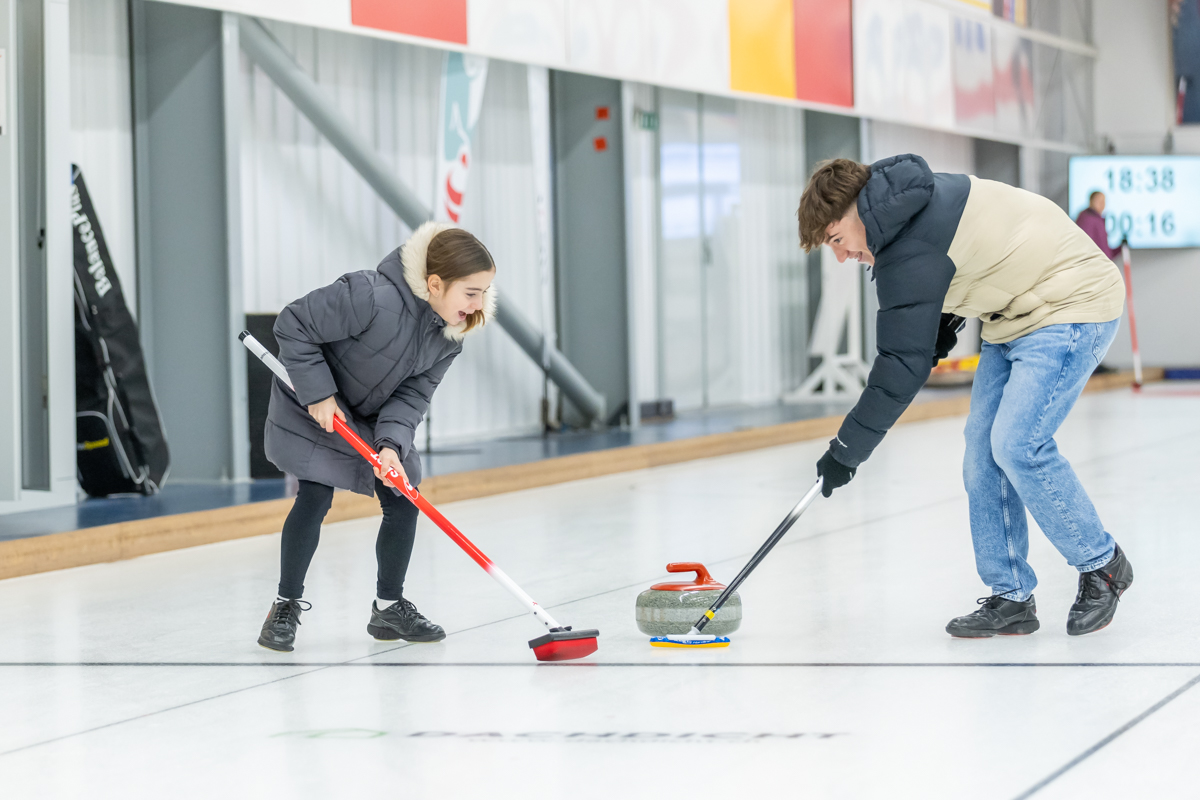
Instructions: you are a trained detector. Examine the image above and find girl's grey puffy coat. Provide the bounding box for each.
[265,222,494,496]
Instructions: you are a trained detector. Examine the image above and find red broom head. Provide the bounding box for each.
[528,629,600,662]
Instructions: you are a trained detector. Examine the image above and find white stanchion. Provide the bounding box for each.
[786,245,871,400]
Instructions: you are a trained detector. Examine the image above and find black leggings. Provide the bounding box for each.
[278,479,419,601]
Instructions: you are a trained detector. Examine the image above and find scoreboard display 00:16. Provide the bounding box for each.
[1070,155,1200,249]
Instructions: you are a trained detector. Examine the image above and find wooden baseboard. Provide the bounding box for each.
[1082,366,1164,393]
[0,371,1155,581]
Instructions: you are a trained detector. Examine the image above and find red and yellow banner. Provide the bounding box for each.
[729,0,797,98]
[351,0,468,45]
[729,0,853,107]
[793,0,853,107]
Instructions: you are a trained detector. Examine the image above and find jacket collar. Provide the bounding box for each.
[396,221,496,342]
[858,154,935,255]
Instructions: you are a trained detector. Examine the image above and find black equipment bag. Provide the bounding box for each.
[72,165,170,496]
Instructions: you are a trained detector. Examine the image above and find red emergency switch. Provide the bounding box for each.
[593,136,608,152]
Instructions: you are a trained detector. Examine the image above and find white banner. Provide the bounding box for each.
[953,16,994,129]
[435,52,489,223]
[854,0,954,129]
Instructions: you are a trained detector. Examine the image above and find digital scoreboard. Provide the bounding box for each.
[1068,155,1200,249]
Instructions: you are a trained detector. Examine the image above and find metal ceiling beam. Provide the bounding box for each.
[237,16,605,423]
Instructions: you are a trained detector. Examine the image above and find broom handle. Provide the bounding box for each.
[691,478,823,634]
[1120,241,1143,389]
[240,332,564,631]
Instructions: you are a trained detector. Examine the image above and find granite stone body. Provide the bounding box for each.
[635,588,742,635]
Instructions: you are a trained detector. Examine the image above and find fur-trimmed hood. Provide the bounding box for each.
[399,221,496,342]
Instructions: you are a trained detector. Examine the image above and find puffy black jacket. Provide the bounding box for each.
[830,154,970,468]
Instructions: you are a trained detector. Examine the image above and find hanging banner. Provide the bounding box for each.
[953,16,995,130]
[435,52,489,223]
[854,0,954,130]
[351,0,467,45]
[993,29,1034,137]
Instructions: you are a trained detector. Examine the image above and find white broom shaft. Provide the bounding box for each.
[241,333,295,390]
[1121,242,1143,387]
[486,565,562,630]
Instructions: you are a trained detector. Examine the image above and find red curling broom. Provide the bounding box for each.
[241,332,599,662]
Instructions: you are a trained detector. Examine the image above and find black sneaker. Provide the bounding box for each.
[1067,545,1133,636]
[367,598,446,642]
[258,599,311,652]
[946,595,1040,638]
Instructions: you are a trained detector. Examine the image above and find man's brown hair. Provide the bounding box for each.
[797,158,871,253]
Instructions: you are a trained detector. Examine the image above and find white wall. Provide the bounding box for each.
[868,120,975,174]
[70,0,137,310]
[241,21,547,443]
[240,21,435,313]
[1093,0,1172,154]
[733,98,809,401]
[622,82,659,412]
[629,89,810,410]
[1092,0,1200,369]
[440,58,546,443]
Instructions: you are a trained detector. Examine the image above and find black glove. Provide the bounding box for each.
[817,448,856,498]
[933,314,966,366]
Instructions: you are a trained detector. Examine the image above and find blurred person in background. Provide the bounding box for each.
[1075,191,1119,260]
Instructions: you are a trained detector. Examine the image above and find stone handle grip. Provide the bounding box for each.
[665,562,717,586]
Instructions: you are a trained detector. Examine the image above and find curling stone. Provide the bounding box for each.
[635,562,741,636]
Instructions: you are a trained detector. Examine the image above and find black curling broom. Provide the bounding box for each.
[650,477,824,647]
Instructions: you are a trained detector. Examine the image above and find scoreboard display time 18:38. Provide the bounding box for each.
[1068,155,1200,249]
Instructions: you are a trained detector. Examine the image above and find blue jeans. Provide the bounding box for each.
[962,320,1120,601]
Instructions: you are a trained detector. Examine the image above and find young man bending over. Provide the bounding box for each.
[799,154,1132,637]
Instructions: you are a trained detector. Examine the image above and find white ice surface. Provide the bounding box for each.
[2,386,1200,798]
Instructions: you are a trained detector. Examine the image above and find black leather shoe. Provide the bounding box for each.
[258,599,311,652]
[368,598,446,642]
[946,595,1040,638]
[1067,545,1133,636]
